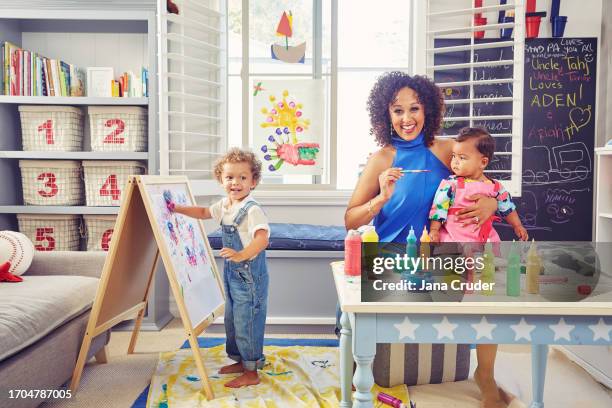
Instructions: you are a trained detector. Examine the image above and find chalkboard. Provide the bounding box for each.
[434,38,596,241]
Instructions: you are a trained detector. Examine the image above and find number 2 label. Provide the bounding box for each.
[103,119,125,144]
[99,175,120,200]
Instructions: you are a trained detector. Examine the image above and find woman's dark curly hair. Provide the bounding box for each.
[367,71,445,147]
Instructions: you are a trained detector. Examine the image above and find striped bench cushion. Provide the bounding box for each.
[373,343,471,387]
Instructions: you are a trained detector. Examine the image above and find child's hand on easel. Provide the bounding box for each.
[220,248,246,263]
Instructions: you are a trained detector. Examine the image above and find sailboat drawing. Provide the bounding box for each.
[271,11,306,64]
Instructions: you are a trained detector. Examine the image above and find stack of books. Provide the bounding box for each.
[111,68,148,97]
[2,41,85,97]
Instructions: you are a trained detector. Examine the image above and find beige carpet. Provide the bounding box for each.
[42,319,611,408]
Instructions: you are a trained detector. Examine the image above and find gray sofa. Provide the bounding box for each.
[0,251,110,408]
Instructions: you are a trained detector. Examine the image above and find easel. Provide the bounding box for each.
[70,176,225,400]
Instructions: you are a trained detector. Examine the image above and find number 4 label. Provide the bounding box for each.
[100,175,120,201]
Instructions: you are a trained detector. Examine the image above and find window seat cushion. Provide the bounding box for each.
[208,223,346,251]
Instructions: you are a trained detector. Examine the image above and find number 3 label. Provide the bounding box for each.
[103,119,125,144]
[35,227,56,251]
[100,175,120,201]
[37,172,58,197]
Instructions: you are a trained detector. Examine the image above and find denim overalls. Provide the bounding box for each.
[221,200,269,371]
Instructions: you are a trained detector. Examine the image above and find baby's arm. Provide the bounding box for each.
[505,211,528,241]
[219,229,269,262]
[171,204,211,220]
[494,183,528,241]
[429,178,455,242]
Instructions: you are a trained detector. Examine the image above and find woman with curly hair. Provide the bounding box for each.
[346,71,497,240]
[344,72,512,408]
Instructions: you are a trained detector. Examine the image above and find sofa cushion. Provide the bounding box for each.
[0,275,99,362]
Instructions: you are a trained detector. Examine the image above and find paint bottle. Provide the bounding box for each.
[480,240,495,295]
[377,392,408,408]
[506,240,521,297]
[344,230,361,276]
[526,239,541,294]
[406,226,417,274]
[419,226,430,270]
[361,226,379,280]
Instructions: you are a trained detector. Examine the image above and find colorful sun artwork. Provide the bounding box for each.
[253,80,324,175]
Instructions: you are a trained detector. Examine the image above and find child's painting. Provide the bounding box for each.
[252,79,324,176]
[143,182,224,327]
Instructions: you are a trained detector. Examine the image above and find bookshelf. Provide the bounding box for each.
[0,4,171,330]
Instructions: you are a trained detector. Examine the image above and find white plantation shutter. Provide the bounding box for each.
[157,0,227,193]
[416,0,525,196]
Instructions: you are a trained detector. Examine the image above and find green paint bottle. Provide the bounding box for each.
[506,240,521,297]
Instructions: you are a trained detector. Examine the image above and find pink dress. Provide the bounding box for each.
[429,176,515,243]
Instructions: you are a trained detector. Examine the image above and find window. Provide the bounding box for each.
[419,0,525,196]
[228,0,412,190]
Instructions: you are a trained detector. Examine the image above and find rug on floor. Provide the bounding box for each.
[132,337,410,408]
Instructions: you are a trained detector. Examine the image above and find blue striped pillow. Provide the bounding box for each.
[373,343,471,387]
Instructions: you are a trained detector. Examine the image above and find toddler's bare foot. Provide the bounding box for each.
[474,367,507,408]
[219,362,244,374]
[224,370,260,388]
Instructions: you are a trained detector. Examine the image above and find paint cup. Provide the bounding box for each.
[552,16,567,38]
[526,0,536,13]
[474,17,487,39]
[526,16,542,39]
[501,16,514,38]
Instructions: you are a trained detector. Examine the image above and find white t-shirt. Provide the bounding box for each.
[209,195,270,250]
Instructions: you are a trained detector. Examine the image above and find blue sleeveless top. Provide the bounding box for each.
[374,133,450,242]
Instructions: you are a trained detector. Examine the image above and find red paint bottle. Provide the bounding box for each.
[344,229,361,276]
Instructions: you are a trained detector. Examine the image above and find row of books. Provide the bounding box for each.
[2,42,85,97]
[111,69,149,98]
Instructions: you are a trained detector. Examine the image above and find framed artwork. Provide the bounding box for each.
[86,67,114,97]
[252,79,324,176]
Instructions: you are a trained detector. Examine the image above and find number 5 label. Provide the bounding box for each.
[35,227,56,251]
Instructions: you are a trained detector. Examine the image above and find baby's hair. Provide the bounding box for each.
[213,147,262,184]
[456,127,495,163]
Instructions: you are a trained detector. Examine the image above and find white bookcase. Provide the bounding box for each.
[0,3,172,330]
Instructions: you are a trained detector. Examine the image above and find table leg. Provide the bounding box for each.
[353,353,375,408]
[530,344,548,408]
[340,312,353,408]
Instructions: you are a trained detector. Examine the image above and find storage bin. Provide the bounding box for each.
[83,214,116,251]
[82,160,146,206]
[19,106,83,151]
[17,214,81,251]
[19,160,83,206]
[88,106,147,152]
